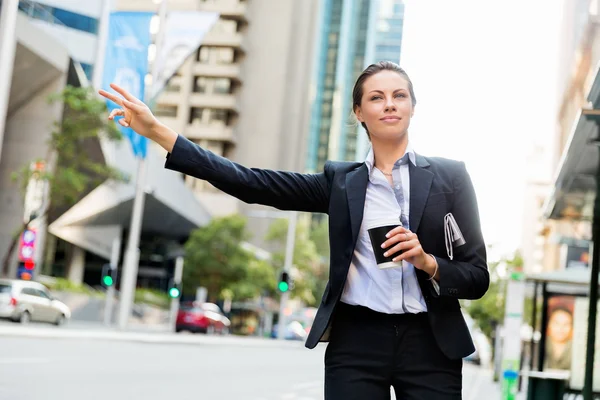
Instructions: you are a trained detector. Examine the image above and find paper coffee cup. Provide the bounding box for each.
[366,218,406,269]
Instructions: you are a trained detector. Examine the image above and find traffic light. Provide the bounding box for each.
[278,271,291,293]
[168,279,182,299]
[101,264,116,288]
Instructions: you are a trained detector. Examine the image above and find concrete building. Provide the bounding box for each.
[118,0,321,250]
[543,0,599,272]
[0,0,211,288]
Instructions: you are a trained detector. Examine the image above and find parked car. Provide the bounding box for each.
[175,302,230,334]
[0,279,71,325]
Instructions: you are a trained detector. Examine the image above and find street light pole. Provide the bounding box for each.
[169,255,184,331]
[104,236,121,326]
[277,211,297,340]
[246,209,298,340]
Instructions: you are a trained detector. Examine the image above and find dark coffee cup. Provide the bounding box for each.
[366,219,406,269]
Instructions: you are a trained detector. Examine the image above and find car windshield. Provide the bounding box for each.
[0,284,11,294]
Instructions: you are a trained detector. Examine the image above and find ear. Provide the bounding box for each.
[354,105,364,123]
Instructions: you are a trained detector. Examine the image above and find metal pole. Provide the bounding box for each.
[0,0,18,163]
[104,236,121,326]
[537,283,548,372]
[117,158,147,330]
[529,282,538,371]
[169,255,183,331]
[91,0,112,89]
[277,211,297,340]
[583,147,600,399]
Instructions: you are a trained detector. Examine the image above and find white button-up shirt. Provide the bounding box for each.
[340,144,428,314]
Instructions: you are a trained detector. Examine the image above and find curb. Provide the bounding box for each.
[0,325,309,349]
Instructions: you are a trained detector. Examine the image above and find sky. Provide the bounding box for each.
[400,0,565,261]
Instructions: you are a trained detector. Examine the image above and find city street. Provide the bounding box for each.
[0,324,501,400]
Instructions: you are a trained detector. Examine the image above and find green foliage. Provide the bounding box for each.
[265,217,328,306]
[463,250,532,338]
[134,288,170,309]
[11,85,123,212]
[183,215,274,302]
[44,277,98,296]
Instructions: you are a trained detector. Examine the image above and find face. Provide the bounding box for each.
[547,310,573,343]
[354,70,414,141]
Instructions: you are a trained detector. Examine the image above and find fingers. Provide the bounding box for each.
[122,99,145,113]
[393,245,423,263]
[386,226,408,238]
[110,83,142,104]
[98,89,124,107]
[118,118,130,128]
[108,109,124,120]
[383,239,419,259]
[381,229,414,249]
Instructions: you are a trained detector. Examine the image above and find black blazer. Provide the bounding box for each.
[165,135,489,360]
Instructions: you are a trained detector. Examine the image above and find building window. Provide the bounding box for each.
[193,76,208,93]
[19,2,99,34]
[213,78,232,94]
[189,107,205,124]
[211,109,229,124]
[154,105,178,118]
[79,63,94,81]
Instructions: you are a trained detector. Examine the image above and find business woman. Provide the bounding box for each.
[100,61,489,400]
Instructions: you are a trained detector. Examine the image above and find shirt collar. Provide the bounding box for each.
[365,143,416,177]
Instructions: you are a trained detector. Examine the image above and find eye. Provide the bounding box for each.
[395,93,407,98]
[371,95,382,101]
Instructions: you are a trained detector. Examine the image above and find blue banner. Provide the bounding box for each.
[102,12,153,159]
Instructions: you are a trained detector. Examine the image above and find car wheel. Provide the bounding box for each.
[206,325,215,335]
[19,311,30,324]
[54,314,66,326]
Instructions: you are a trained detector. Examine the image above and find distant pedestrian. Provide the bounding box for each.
[100,60,489,400]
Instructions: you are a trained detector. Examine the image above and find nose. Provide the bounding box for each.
[384,96,397,112]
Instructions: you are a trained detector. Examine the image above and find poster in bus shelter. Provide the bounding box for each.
[569,297,600,392]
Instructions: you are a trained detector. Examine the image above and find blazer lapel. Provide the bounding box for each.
[409,154,433,233]
[345,164,369,244]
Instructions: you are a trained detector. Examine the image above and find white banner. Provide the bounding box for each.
[149,11,219,100]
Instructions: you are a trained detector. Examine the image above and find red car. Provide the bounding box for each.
[176,302,231,334]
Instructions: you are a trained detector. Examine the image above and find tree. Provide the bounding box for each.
[183,215,275,302]
[463,251,530,338]
[265,217,327,306]
[2,86,123,277]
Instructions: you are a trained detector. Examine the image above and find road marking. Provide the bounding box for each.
[0,357,50,365]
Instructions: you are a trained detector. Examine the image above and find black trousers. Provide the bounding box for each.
[324,302,462,400]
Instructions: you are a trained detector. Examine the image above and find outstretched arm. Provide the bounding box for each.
[99,84,331,213]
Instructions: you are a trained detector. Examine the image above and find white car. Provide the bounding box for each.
[0,279,71,325]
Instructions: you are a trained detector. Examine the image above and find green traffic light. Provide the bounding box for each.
[103,276,113,287]
[278,281,289,292]
[169,287,180,298]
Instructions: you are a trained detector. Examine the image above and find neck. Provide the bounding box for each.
[372,134,409,172]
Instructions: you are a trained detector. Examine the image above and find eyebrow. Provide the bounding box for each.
[368,89,408,94]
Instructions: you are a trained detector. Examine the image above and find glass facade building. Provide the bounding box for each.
[306,0,405,173]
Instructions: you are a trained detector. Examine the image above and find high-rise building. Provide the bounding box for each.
[306,0,405,174]
[120,0,320,250]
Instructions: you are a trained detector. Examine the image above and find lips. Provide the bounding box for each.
[380,116,401,121]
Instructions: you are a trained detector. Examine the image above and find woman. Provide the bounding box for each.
[100,61,489,399]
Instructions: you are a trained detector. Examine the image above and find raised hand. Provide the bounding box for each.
[99,83,158,139]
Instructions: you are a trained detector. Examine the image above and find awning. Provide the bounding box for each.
[526,267,598,295]
[545,64,600,221]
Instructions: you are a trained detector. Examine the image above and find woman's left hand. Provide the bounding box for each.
[381,226,437,277]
